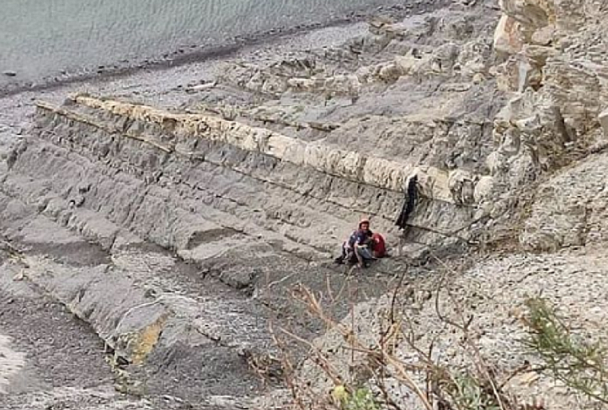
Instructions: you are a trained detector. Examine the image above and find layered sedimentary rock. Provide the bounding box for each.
[289,2,608,409]
[488,0,608,251]
[20,0,608,407]
[22,82,488,263]
[0,4,506,403]
[27,96,398,260]
[0,2,507,396]
[1,0,607,407]
[43,95,473,203]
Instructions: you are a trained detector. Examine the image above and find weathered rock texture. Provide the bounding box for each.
[0,2,505,405]
[64,96,467,202]
[295,2,608,410]
[28,95,399,260]
[24,77,490,263]
[0,1,505,405]
[488,0,608,251]
[302,246,608,410]
[2,0,608,408]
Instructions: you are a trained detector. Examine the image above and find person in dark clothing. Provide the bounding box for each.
[334,218,376,268]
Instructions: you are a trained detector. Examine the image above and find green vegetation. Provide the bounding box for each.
[269,275,608,410]
[447,373,502,410]
[524,297,608,404]
[333,386,380,410]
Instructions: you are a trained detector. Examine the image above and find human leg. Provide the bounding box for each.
[334,242,348,264]
[355,245,374,268]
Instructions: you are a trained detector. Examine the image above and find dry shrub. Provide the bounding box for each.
[268,264,529,410]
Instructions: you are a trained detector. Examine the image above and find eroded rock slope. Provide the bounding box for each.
[299,1,608,409]
[3,0,608,408]
[0,0,506,406]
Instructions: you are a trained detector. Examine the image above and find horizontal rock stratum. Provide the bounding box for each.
[21,92,483,264]
[7,0,608,408]
[39,95,479,205]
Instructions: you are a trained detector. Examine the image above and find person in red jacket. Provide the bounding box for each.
[371,232,387,258]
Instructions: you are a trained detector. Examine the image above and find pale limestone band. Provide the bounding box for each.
[36,95,479,205]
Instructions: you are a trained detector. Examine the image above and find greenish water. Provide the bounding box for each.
[0,0,392,86]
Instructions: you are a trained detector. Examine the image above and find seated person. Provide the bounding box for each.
[371,232,387,258]
[334,218,376,268]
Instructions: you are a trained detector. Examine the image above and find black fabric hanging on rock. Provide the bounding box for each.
[395,175,418,230]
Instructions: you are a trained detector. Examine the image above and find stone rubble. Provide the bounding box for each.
[1,0,608,408]
[298,1,608,409]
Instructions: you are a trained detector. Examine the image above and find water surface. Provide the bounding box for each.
[0,0,394,86]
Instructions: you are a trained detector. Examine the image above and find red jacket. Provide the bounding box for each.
[372,233,386,258]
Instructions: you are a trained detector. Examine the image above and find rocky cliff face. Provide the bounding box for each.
[4,0,504,263]
[299,2,608,409]
[1,0,608,409]
[0,2,502,407]
[490,0,608,251]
